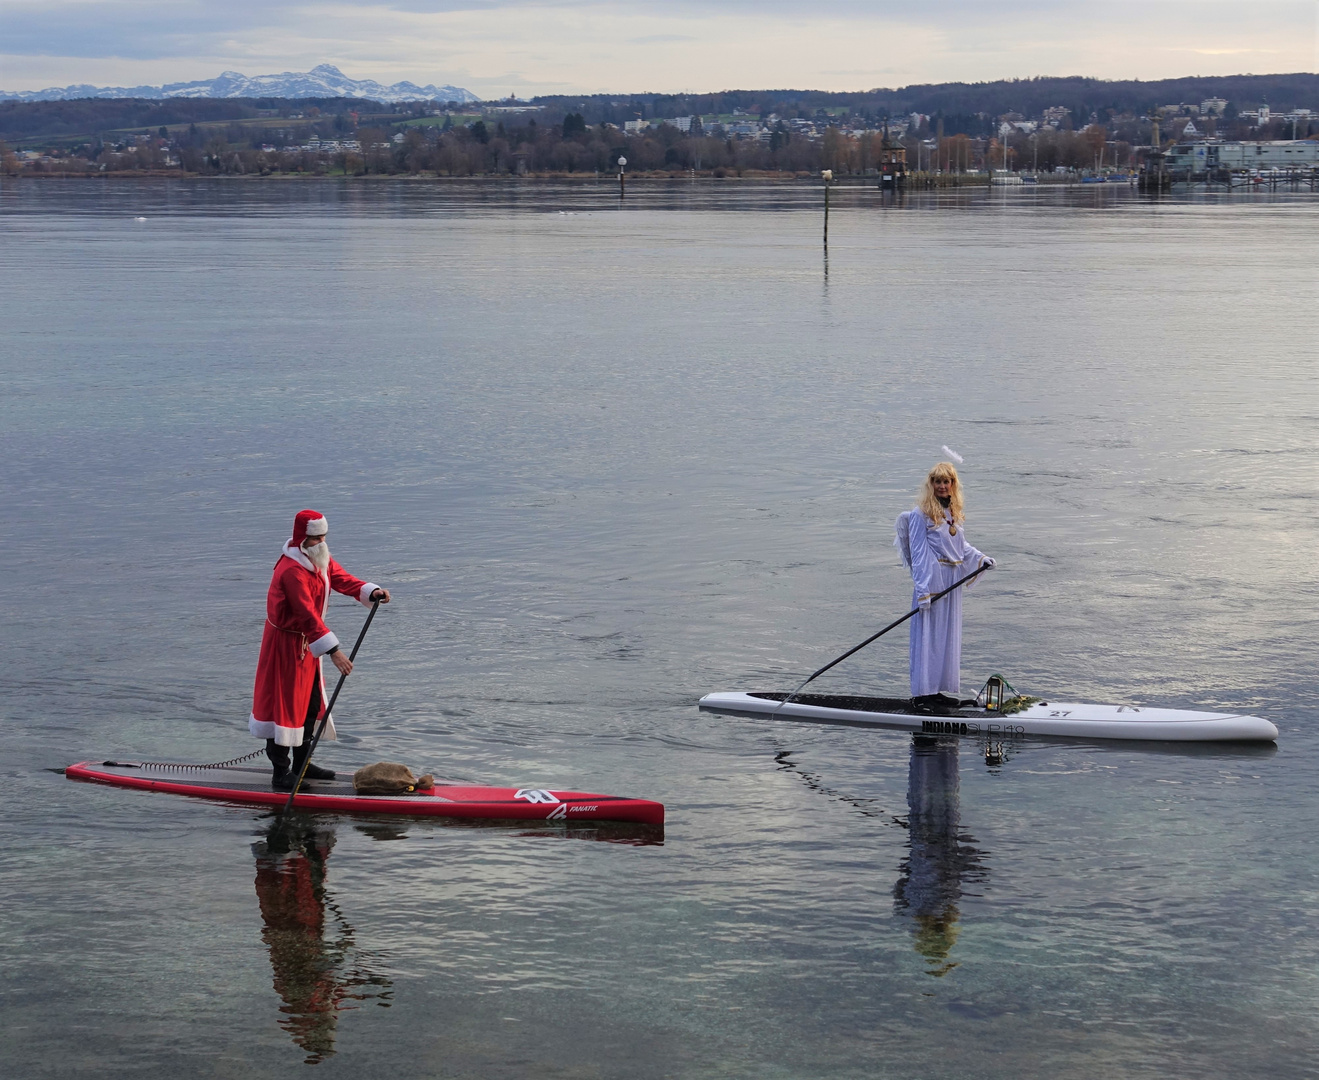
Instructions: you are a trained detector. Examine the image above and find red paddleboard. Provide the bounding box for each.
[66,761,664,826]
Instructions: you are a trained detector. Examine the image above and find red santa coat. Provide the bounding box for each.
[249,541,378,747]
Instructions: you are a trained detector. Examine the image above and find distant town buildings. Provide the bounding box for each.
[297,138,360,152]
[999,119,1038,137]
[5,87,1316,180]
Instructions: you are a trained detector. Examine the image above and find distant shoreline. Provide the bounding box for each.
[2,169,1012,185]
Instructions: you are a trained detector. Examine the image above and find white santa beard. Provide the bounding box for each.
[303,540,330,570]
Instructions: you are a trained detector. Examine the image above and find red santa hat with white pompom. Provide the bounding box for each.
[291,509,328,546]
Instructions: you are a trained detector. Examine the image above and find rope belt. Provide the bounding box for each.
[267,618,310,659]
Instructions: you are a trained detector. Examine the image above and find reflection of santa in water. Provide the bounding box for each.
[254,825,341,1064]
[249,509,390,789]
[252,823,393,1064]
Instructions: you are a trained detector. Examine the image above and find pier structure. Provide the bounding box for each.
[903,171,987,188]
[1137,115,1169,192]
[1140,138,1319,192]
[1138,151,1170,192]
[1223,167,1319,192]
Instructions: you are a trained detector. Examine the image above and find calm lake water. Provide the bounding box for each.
[2,178,1318,1078]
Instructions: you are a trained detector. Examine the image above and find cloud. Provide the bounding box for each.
[0,0,1314,95]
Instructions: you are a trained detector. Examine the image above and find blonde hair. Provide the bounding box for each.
[917,462,964,526]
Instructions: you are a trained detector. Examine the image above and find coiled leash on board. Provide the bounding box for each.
[101,749,267,771]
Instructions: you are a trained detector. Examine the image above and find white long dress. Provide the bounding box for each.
[896,509,990,698]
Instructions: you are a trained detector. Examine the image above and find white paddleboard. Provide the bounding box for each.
[698,691,1278,742]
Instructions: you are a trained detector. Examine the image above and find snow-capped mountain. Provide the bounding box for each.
[0,65,478,104]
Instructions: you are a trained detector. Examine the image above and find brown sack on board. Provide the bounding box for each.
[353,762,436,795]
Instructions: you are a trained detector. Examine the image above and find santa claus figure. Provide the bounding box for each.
[250,510,391,789]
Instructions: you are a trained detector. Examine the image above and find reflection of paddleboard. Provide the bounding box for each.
[66,761,664,824]
[698,692,1278,743]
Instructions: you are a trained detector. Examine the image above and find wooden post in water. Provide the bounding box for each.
[822,169,832,247]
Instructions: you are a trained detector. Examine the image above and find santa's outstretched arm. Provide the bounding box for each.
[327,560,390,606]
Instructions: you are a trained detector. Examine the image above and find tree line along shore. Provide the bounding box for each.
[0,114,1230,180]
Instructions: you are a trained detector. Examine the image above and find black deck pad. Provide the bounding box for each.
[748,692,985,716]
[99,762,361,795]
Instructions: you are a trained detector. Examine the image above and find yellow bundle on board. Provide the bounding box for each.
[353,762,435,795]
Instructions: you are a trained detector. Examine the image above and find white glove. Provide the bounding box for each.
[918,594,932,611]
[982,557,996,569]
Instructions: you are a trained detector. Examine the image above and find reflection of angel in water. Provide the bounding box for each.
[892,736,988,976]
[252,821,392,1064]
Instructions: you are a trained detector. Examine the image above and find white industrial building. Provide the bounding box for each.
[1164,140,1319,171]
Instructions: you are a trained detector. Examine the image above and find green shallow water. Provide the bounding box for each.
[1,178,1316,1078]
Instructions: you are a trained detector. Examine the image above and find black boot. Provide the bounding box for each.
[291,742,336,782]
[267,739,292,789]
[912,694,960,716]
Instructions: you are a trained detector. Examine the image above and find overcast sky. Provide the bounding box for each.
[1,0,1315,96]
